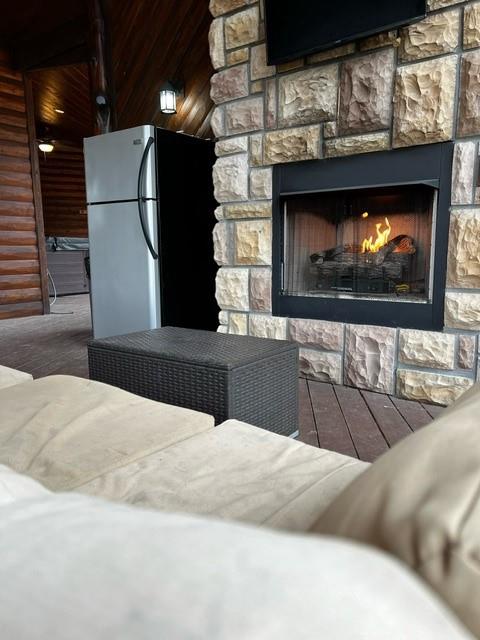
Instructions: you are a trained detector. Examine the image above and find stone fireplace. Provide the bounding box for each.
[272,143,452,329]
[208,0,480,404]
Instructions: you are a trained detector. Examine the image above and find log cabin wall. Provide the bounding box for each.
[32,63,91,239]
[107,0,214,137]
[0,0,215,320]
[40,146,88,238]
[0,50,48,319]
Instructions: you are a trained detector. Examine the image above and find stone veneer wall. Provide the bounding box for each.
[208,0,480,405]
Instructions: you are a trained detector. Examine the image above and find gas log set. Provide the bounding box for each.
[309,216,419,296]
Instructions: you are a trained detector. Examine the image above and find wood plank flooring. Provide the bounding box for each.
[0,293,444,462]
[299,378,440,462]
[0,294,91,379]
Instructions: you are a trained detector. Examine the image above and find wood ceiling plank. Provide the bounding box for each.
[109,0,213,137]
[31,64,92,142]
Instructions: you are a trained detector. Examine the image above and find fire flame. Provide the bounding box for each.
[361,217,391,253]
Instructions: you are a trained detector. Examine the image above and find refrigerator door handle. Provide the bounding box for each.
[137,136,159,260]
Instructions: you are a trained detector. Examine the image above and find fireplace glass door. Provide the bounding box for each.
[283,184,436,302]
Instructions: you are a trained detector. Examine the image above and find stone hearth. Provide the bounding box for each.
[208,0,480,405]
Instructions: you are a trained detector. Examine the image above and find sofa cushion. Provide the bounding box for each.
[0,375,214,491]
[0,492,473,640]
[0,364,32,390]
[0,464,49,506]
[314,383,480,639]
[78,419,368,532]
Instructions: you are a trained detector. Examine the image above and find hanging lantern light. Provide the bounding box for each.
[159,82,177,114]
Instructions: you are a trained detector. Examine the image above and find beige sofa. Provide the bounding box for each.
[0,368,367,531]
[0,364,478,639]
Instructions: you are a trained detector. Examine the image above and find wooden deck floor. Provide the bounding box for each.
[0,294,92,379]
[0,293,444,462]
[298,378,442,462]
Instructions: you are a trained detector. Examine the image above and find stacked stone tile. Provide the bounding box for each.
[209,0,480,405]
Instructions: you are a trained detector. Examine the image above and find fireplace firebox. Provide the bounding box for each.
[272,143,453,330]
[285,184,435,300]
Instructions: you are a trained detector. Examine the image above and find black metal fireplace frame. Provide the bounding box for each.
[272,142,453,330]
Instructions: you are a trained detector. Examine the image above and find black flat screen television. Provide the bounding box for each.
[265,0,426,65]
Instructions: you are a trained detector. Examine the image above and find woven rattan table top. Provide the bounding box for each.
[89,327,297,370]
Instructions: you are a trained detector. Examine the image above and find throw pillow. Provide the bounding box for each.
[314,383,480,639]
[0,491,473,639]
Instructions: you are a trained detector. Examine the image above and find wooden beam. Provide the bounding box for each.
[87,0,113,134]
[24,74,50,315]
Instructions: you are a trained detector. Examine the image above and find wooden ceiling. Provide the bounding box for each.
[0,1,85,45]
[0,0,87,70]
[1,0,214,140]
[31,64,92,148]
[0,0,91,148]
[105,0,214,137]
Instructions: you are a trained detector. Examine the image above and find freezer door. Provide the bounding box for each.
[88,200,161,339]
[84,125,156,203]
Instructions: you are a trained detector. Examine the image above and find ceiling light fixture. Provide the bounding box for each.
[159,81,184,115]
[38,141,54,153]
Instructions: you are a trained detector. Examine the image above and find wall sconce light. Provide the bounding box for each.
[159,81,183,115]
[38,140,54,153]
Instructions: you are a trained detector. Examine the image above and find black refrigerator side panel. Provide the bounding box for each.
[155,129,219,330]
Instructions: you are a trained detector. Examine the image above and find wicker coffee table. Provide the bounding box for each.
[88,327,299,437]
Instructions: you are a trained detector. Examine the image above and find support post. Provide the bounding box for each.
[87,0,113,134]
[24,74,50,315]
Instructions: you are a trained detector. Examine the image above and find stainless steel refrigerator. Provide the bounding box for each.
[84,125,218,339]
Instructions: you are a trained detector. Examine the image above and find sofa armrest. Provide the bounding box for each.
[0,365,33,391]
